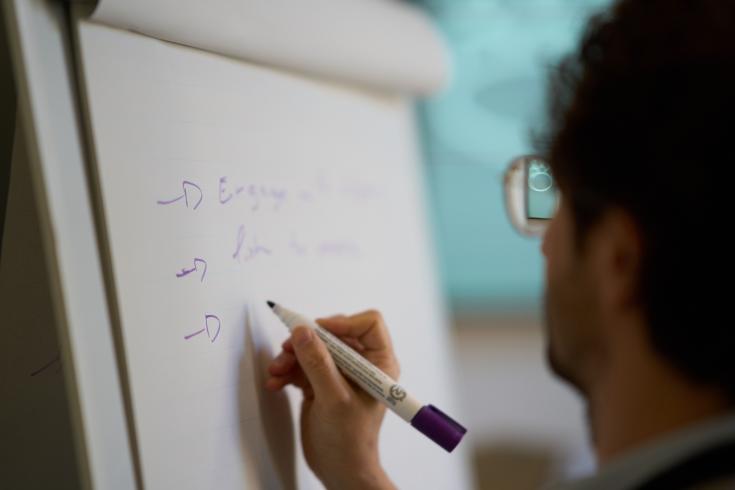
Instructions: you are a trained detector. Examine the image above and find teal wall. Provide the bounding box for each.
[417,0,612,311]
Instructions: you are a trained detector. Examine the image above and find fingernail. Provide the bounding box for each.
[293,327,312,347]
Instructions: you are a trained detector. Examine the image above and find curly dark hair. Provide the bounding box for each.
[543,0,735,399]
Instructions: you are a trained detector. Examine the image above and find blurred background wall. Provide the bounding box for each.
[413,1,614,487]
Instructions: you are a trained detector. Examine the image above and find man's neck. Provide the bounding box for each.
[587,330,731,465]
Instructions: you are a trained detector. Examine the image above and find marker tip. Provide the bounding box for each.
[267,301,276,309]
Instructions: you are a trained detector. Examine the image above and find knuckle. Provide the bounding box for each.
[326,390,353,410]
[303,348,330,372]
[364,309,384,324]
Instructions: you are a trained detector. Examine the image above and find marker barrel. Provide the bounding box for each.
[269,303,467,452]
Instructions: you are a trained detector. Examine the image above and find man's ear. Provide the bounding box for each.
[590,209,644,313]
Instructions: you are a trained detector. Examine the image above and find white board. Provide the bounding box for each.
[72,15,470,490]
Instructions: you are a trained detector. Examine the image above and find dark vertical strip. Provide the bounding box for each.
[0,5,17,259]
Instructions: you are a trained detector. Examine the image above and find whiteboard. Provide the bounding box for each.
[72,14,471,490]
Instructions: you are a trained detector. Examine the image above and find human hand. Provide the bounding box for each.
[265,310,399,490]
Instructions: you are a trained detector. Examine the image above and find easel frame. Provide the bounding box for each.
[2,1,137,488]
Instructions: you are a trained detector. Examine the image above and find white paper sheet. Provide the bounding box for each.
[74,17,470,489]
[88,0,449,94]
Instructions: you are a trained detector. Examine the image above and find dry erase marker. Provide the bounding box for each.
[267,301,467,452]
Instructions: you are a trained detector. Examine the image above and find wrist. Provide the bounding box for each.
[323,462,395,490]
[355,465,396,490]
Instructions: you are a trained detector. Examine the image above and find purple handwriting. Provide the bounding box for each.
[317,240,361,258]
[289,235,308,256]
[184,314,221,343]
[249,184,260,211]
[219,177,233,204]
[298,190,315,202]
[219,176,287,211]
[340,182,383,201]
[157,180,203,210]
[30,353,61,377]
[271,188,287,209]
[159,174,382,214]
[176,257,207,282]
[232,225,272,262]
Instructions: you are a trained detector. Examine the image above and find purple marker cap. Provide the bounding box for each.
[410,404,467,452]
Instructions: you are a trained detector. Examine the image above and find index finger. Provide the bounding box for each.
[316,310,393,352]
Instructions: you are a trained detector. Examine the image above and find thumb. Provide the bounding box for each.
[291,326,350,402]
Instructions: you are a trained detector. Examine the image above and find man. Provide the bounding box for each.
[265,0,735,488]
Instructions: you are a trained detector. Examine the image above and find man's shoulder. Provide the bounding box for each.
[634,439,735,490]
[554,414,735,490]
[695,476,735,490]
